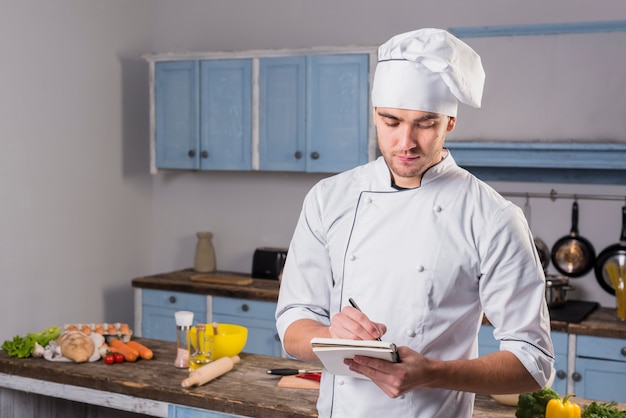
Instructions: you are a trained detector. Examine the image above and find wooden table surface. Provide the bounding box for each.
[3,338,624,418]
[0,338,319,418]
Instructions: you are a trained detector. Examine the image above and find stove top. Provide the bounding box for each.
[549,300,598,323]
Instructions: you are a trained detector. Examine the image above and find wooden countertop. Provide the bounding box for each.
[132,269,280,302]
[1,339,623,418]
[0,338,318,418]
[133,269,626,340]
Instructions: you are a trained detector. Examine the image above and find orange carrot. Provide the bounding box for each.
[108,339,139,362]
[126,340,153,360]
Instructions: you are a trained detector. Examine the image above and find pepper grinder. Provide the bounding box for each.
[174,311,194,368]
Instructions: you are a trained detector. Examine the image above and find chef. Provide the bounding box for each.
[275,28,554,418]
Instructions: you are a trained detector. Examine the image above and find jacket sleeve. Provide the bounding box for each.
[275,184,335,346]
[478,203,555,387]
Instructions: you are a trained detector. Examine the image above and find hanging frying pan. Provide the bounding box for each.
[551,201,596,277]
[594,205,626,295]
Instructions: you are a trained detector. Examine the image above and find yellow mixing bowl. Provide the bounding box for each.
[189,323,248,360]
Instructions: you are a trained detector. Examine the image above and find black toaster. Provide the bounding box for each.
[252,247,287,280]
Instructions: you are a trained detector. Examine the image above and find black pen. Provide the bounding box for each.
[348,297,382,341]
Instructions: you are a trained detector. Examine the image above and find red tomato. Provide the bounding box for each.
[114,353,125,363]
[104,354,115,365]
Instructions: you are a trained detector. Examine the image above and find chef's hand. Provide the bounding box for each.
[344,346,428,398]
[328,306,387,341]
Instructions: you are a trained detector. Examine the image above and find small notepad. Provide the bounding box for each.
[310,337,400,379]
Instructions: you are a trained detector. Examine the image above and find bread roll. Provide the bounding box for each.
[57,330,94,363]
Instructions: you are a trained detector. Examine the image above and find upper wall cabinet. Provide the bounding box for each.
[154,59,252,171]
[259,54,369,172]
[146,48,374,174]
[154,61,199,170]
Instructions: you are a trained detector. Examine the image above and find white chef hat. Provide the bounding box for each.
[371,28,485,117]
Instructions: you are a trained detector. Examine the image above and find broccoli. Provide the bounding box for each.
[516,388,561,418]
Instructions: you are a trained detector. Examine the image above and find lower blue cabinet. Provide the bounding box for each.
[169,405,246,417]
[212,296,282,357]
[141,289,207,342]
[551,332,568,395]
[138,289,282,357]
[574,335,626,403]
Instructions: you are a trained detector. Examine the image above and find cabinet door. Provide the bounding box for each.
[574,335,626,402]
[307,54,369,173]
[200,60,252,170]
[478,324,498,356]
[212,297,282,357]
[141,289,207,342]
[155,61,200,170]
[573,357,626,403]
[169,404,245,417]
[258,56,306,171]
[551,332,568,395]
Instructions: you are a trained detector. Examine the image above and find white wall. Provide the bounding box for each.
[0,0,155,340]
[2,0,625,342]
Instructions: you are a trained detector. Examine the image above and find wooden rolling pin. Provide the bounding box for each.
[181,356,240,388]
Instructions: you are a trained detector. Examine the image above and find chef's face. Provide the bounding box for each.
[374,107,456,189]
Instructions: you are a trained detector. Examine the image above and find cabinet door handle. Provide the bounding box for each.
[201,150,209,158]
[168,296,177,304]
[241,304,249,312]
[188,150,196,158]
[556,370,566,380]
[294,151,302,159]
[310,151,319,160]
[571,372,582,382]
[621,347,626,357]
[274,333,280,342]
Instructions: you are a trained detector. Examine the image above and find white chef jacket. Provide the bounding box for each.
[276,152,554,418]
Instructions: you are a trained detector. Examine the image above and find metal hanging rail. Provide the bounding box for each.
[499,189,626,202]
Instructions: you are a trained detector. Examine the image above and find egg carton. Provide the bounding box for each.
[64,323,133,343]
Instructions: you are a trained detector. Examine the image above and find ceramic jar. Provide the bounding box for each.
[194,231,216,273]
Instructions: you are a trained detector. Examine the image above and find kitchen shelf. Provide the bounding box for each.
[447,141,626,185]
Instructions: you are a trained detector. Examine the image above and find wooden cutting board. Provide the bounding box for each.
[277,375,320,389]
[190,273,254,286]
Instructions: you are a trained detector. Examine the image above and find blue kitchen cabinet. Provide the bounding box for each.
[259,54,369,173]
[141,289,208,342]
[212,296,282,357]
[138,290,282,357]
[573,335,626,403]
[169,405,245,418]
[155,61,199,170]
[154,59,252,171]
[550,332,568,395]
[199,60,252,170]
[478,325,568,395]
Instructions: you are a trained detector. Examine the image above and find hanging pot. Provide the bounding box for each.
[594,206,626,295]
[545,275,575,308]
[551,201,596,277]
